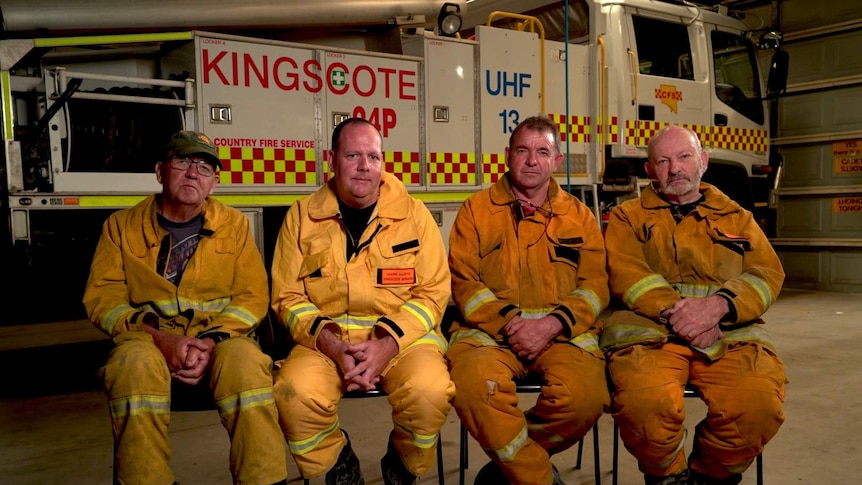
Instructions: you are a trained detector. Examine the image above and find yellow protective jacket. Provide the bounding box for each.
[448,175,609,355]
[601,183,785,359]
[270,172,451,351]
[83,194,269,339]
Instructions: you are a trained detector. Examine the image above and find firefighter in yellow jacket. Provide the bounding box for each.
[83,130,287,485]
[447,115,610,485]
[270,118,455,485]
[601,125,787,485]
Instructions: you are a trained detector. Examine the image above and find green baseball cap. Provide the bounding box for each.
[166,130,222,169]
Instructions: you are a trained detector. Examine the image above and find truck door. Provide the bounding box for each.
[622,11,711,144]
[320,50,422,188]
[475,25,542,186]
[706,26,769,209]
[197,35,320,192]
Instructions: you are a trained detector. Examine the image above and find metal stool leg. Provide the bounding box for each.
[437,437,445,485]
[575,437,584,469]
[459,421,468,485]
[593,424,601,485]
[756,452,763,485]
[612,420,619,485]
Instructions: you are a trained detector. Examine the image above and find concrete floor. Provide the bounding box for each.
[1,288,860,484]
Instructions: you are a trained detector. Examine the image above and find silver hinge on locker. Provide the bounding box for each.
[332,112,351,126]
[210,105,232,124]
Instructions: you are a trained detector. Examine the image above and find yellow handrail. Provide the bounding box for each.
[628,49,638,105]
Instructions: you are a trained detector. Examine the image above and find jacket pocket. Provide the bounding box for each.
[212,234,238,254]
[373,232,420,288]
[707,224,748,280]
[709,226,752,256]
[547,234,584,269]
[299,251,329,279]
[546,233,585,298]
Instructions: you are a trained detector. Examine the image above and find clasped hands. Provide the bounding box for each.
[318,328,399,392]
[150,329,216,386]
[502,315,563,361]
[661,295,729,349]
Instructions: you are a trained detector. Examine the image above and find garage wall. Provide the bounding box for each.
[768,0,862,292]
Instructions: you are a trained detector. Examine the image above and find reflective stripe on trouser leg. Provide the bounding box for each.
[688,343,786,478]
[99,333,174,485]
[382,344,455,476]
[273,345,347,479]
[210,336,288,485]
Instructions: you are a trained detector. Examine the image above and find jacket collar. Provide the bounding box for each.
[307,171,410,221]
[129,195,215,257]
[641,182,739,216]
[488,173,573,216]
[147,195,216,236]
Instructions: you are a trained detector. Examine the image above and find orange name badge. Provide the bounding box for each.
[378,268,416,285]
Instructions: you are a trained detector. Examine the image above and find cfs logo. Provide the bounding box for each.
[655,84,683,113]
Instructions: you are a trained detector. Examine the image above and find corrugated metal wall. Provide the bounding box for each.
[770,0,862,292]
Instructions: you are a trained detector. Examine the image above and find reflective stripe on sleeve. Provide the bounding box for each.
[286,303,320,331]
[670,283,720,298]
[571,288,603,319]
[403,300,436,332]
[463,288,498,318]
[739,273,774,308]
[623,274,672,308]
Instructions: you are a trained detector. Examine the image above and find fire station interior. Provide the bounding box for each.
[2,0,862,484]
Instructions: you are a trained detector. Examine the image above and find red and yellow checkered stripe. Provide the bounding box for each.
[482,153,507,185]
[625,120,705,147]
[218,147,316,185]
[624,120,766,153]
[322,151,421,185]
[427,152,477,185]
[711,126,768,153]
[548,114,591,143]
[604,116,620,144]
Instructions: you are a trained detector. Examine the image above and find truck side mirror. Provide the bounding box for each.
[767,48,789,96]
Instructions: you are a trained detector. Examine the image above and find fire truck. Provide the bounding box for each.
[0,0,787,325]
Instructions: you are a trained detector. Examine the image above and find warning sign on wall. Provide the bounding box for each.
[833,196,862,213]
[832,140,862,174]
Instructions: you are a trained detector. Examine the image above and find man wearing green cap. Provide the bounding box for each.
[83,130,288,485]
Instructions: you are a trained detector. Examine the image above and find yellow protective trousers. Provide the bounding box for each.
[447,341,609,485]
[607,340,786,479]
[273,344,455,479]
[99,333,287,485]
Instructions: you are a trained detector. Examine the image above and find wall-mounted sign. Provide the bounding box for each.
[832,140,862,174]
[833,196,862,214]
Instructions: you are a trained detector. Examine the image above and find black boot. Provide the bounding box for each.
[644,470,690,485]
[689,470,742,485]
[325,430,364,485]
[380,431,417,485]
[474,461,565,485]
[474,461,508,485]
